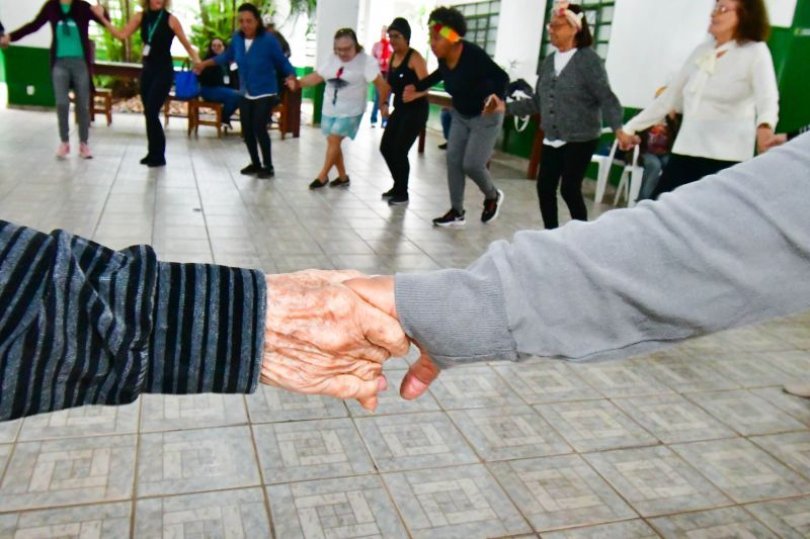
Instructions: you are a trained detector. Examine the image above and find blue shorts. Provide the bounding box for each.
[321,114,363,140]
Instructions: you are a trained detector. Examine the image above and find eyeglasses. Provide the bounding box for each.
[546,22,570,30]
[712,4,736,14]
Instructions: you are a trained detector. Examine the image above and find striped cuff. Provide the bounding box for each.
[147,262,266,395]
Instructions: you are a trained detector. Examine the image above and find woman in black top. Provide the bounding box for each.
[404,7,508,227]
[379,18,429,206]
[198,38,240,127]
[95,0,200,167]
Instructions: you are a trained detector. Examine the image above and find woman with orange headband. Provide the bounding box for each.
[403,6,508,227]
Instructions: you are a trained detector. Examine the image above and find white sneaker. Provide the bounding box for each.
[56,142,70,159]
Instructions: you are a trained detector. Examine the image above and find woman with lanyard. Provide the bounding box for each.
[198,38,240,129]
[195,3,295,179]
[403,6,508,227]
[94,0,200,167]
[2,0,108,159]
[379,18,429,206]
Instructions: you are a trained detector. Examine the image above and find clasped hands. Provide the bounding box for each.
[262,271,439,412]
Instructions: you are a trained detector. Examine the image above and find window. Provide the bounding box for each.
[455,0,501,57]
[539,0,615,61]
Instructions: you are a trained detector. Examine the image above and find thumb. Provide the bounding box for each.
[400,347,440,400]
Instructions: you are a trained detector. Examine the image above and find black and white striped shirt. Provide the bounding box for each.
[0,221,266,421]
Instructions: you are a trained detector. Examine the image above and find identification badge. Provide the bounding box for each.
[224,74,230,85]
[142,44,151,57]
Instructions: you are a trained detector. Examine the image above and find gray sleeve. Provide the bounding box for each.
[583,50,623,131]
[395,134,810,367]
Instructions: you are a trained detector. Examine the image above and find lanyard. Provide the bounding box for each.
[146,10,164,45]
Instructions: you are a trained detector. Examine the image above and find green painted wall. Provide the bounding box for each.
[5,46,54,107]
[0,49,5,83]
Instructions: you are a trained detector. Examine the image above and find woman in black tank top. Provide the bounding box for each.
[95,0,200,167]
[379,18,429,206]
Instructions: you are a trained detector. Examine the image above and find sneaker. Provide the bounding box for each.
[56,142,70,159]
[240,164,261,175]
[433,208,466,227]
[438,142,448,150]
[381,188,396,199]
[329,176,350,188]
[481,189,504,224]
[309,177,329,189]
[79,143,93,159]
[257,166,275,179]
[388,194,409,206]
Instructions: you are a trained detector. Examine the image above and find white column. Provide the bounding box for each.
[315,0,360,70]
[0,0,52,48]
[493,0,547,82]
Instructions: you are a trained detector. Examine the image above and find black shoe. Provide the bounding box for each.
[438,142,448,150]
[381,188,396,199]
[329,176,350,188]
[433,208,466,227]
[146,157,166,168]
[388,194,409,206]
[257,166,275,179]
[140,155,151,165]
[481,189,504,223]
[309,177,328,189]
[241,164,261,175]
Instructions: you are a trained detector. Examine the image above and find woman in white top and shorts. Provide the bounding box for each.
[292,28,389,189]
[623,0,779,198]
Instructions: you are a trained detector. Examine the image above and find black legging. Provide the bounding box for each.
[651,154,739,199]
[240,95,277,169]
[140,65,174,162]
[380,102,429,197]
[537,139,598,229]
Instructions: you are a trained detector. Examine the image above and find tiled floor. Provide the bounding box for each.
[0,107,809,538]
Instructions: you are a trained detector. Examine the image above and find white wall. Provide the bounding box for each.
[493,0,546,82]
[767,0,798,27]
[0,0,52,48]
[315,0,360,69]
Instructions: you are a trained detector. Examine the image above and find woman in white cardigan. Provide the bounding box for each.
[623,0,779,198]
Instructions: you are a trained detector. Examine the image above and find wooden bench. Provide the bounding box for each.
[90,88,113,126]
[163,94,196,136]
[189,100,224,138]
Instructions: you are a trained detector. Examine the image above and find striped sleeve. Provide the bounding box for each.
[0,221,266,421]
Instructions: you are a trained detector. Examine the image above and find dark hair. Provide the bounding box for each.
[334,27,364,53]
[734,0,770,42]
[428,6,467,37]
[237,3,265,35]
[565,4,593,48]
[206,37,226,59]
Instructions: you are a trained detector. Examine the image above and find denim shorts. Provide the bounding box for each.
[321,114,363,140]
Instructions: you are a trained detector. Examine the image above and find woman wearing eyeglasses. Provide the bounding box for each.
[2,0,110,159]
[622,0,779,198]
[290,28,389,189]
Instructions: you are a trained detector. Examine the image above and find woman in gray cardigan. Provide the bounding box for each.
[496,2,634,229]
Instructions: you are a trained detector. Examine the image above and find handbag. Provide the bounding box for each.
[174,61,200,100]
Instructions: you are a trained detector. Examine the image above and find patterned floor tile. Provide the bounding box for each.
[672,438,810,503]
[760,350,810,377]
[613,393,735,443]
[137,426,259,497]
[706,352,795,387]
[355,412,478,472]
[490,455,636,532]
[0,435,136,511]
[686,390,806,436]
[746,496,810,539]
[539,519,658,538]
[750,387,810,426]
[535,400,657,452]
[751,431,810,479]
[426,366,524,410]
[639,359,740,393]
[346,369,441,416]
[245,384,348,423]
[267,475,408,538]
[449,405,572,461]
[648,506,778,538]
[384,464,531,538]
[254,418,374,484]
[493,362,600,404]
[570,360,672,399]
[716,325,798,352]
[0,419,21,444]
[18,402,139,441]
[135,488,270,537]
[0,502,131,537]
[0,444,10,478]
[140,393,248,432]
[583,446,731,516]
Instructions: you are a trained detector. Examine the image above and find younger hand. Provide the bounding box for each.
[0,35,10,49]
[616,129,640,151]
[483,94,505,114]
[402,84,416,103]
[285,76,299,92]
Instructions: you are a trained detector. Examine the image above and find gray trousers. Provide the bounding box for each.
[52,58,90,144]
[446,109,503,212]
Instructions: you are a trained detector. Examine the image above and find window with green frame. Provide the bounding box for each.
[454,0,501,57]
[539,0,615,62]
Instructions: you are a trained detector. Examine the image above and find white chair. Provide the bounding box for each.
[591,127,618,204]
[613,145,643,208]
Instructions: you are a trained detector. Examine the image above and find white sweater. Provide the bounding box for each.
[624,39,779,163]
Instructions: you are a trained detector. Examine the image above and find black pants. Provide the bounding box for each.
[537,139,598,229]
[380,102,429,197]
[651,153,739,199]
[240,95,277,169]
[140,65,173,162]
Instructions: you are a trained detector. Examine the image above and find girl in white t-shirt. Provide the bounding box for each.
[291,28,389,189]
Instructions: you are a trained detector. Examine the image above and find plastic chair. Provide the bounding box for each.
[612,145,643,207]
[591,127,617,203]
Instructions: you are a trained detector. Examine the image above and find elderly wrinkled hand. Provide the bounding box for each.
[261,270,410,411]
